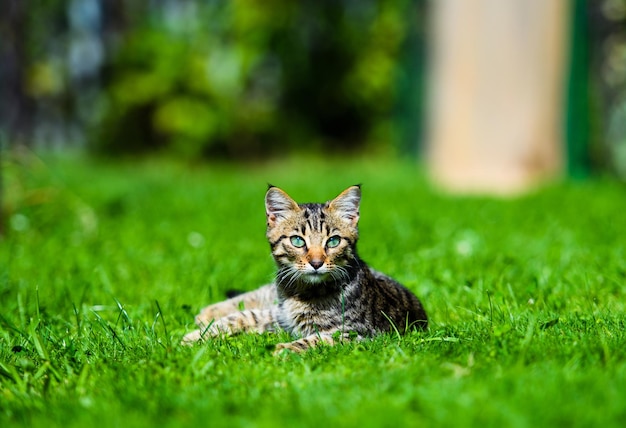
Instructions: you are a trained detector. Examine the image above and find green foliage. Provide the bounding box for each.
[2,151,626,427]
[94,1,417,158]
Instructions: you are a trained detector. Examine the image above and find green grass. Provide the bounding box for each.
[1,150,626,427]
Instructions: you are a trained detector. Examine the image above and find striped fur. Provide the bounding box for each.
[182,185,428,353]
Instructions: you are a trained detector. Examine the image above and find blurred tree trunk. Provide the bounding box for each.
[0,0,34,146]
[426,0,569,194]
[0,148,3,237]
[0,0,28,236]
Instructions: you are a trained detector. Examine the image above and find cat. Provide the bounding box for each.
[182,185,428,353]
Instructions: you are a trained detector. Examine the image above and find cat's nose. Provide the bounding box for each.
[309,260,324,270]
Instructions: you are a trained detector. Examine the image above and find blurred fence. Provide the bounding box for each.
[584,0,626,179]
[0,0,624,176]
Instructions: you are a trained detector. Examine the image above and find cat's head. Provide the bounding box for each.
[265,185,360,285]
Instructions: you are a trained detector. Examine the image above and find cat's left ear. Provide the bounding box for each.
[328,185,360,226]
[265,186,300,227]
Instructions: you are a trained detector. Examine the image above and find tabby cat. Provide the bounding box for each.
[182,185,428,353]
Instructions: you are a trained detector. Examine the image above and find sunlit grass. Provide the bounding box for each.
[1,150,625,427]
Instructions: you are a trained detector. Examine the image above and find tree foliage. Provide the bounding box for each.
[93,0,418,158]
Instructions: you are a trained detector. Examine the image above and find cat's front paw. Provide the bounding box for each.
[273,333,339,355]
[273,341,308,355]
[181,329,205,345]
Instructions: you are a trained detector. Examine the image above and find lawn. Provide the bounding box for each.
[1,150,625,427]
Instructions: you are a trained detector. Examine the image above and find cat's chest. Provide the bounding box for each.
[277,295,343,335]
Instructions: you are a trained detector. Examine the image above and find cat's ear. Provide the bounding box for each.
[265,186,300,227]
[328,185,360,226]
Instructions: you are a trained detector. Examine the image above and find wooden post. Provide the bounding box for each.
[426,0,570,194]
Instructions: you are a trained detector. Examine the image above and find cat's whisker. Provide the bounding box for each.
[278,266,302,291]
[330,265,350,284]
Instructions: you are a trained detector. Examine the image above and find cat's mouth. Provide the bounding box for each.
[302,271,330,284]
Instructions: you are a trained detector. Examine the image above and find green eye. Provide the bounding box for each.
[326,236,341,248]
[290,236,306,248]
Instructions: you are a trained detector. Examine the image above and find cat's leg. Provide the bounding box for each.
[182,308,279,344]
[273,331,362,354]
[194,283,277,329]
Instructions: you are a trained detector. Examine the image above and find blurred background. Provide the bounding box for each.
[0,0,625,182]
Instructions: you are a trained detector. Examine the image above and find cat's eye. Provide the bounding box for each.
[290,235,306,248]
[326,235,341,248]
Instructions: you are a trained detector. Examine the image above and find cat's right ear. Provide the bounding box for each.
[265,186,300,227]
[327,185,361,227]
